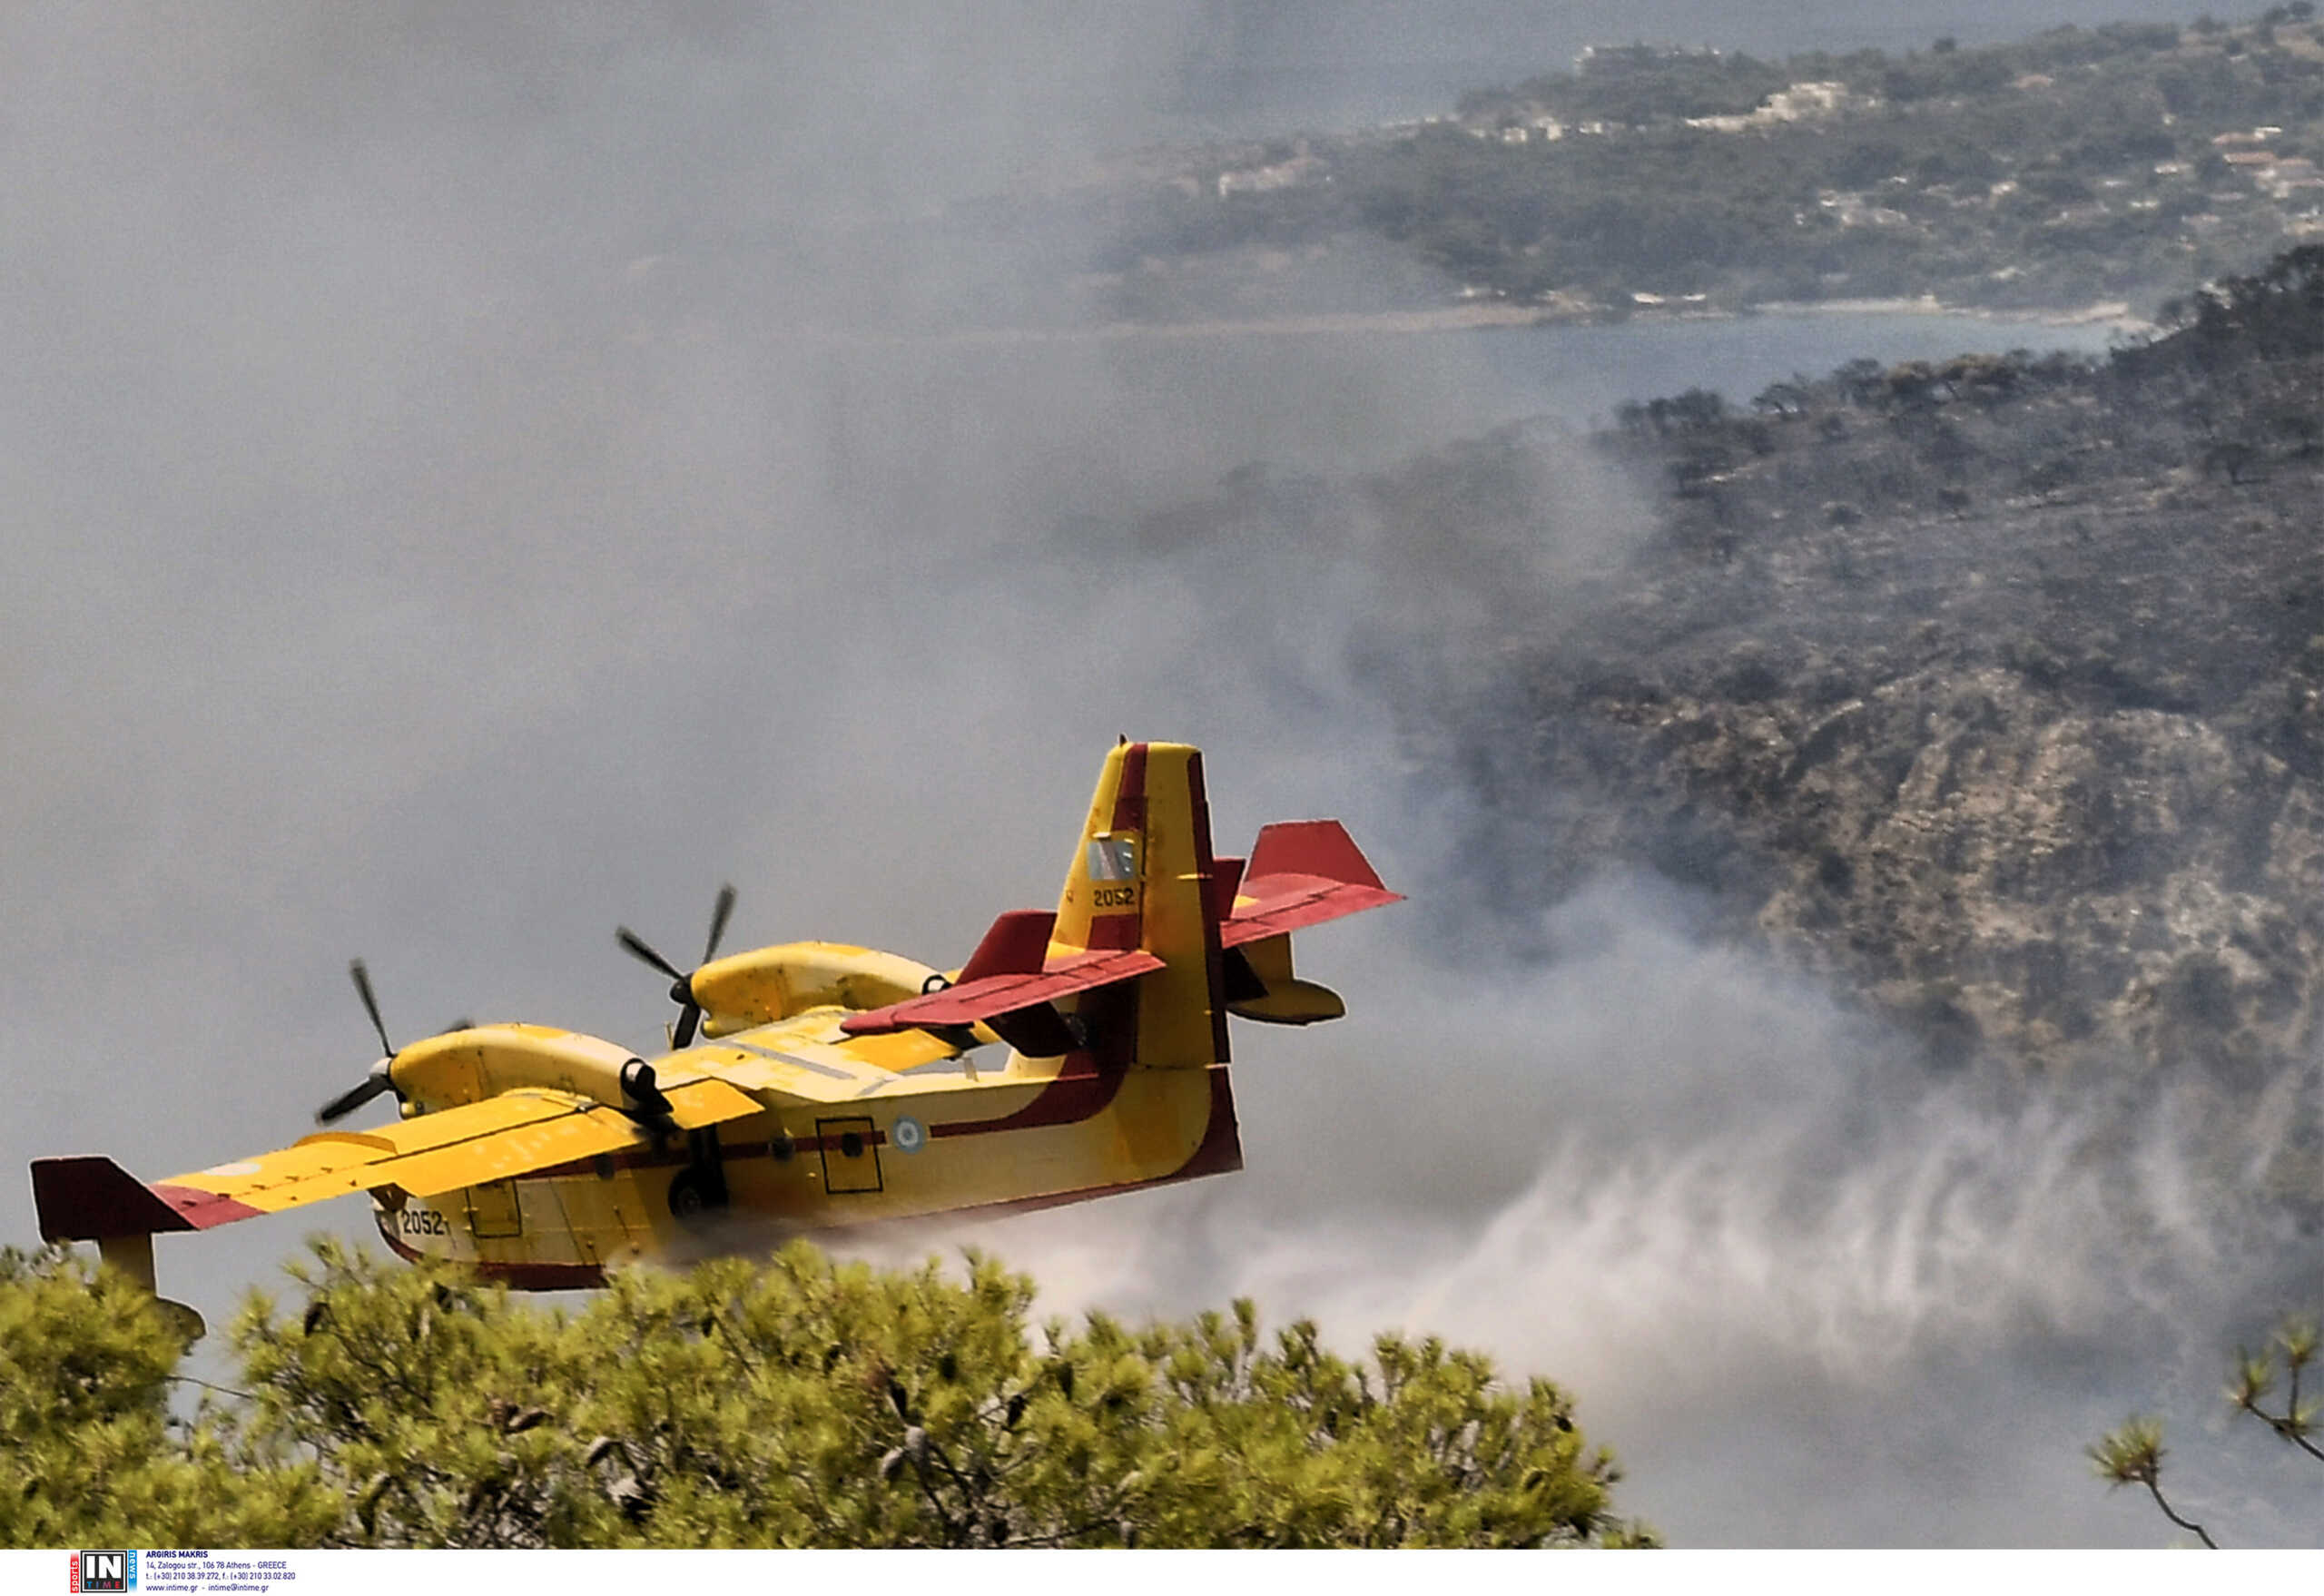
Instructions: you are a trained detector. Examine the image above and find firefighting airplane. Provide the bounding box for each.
[32,743,1396,1315]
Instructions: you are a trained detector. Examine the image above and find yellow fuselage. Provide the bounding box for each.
[371,1012,1237,1286]
[32,742,1403,1301]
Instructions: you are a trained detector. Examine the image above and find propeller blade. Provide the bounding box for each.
[316,1071,390,1127]
[349,959,393,1058]
[444,1018,477,1035]
[615,926,687,985]
[623,884,737,1048]
[703,883,737,966]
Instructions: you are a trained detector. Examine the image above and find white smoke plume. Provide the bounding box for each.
[5,0,2311,1550]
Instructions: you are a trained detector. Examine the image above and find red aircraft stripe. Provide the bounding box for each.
[1185,749,1233,1066]
[929,1048,1126,1139]
[378,1226,609,1290]
[896,1068,1240,1219]
[146,1183,271,1229]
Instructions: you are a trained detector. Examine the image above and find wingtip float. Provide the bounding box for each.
[31,743,1400,1319]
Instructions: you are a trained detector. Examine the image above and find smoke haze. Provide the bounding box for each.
[4,2,2311,1547]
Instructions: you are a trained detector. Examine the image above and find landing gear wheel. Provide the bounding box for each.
[668,1170,713,1220]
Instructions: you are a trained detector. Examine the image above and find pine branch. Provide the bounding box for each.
[2142,1477,2217,1550]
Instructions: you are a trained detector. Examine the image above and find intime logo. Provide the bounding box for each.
[71,1551,136,1592]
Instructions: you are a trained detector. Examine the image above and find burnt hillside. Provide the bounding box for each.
[1438,248,2324,1089]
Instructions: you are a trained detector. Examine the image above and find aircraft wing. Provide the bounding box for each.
[1218,819,1403,945]
[32,1077,760,1241]
[655,1003,1026,1103]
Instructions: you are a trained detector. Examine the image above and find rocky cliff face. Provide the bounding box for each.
[1473,647,2324,1086]
[1422,259,2324,1097]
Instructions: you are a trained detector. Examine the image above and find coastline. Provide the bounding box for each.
[1744,296,2146,331]
[812,295,2150,347]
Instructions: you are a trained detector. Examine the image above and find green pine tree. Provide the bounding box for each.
[2,1238,1655,1549]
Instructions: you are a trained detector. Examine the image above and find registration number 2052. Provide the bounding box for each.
[396,1207,450,1239]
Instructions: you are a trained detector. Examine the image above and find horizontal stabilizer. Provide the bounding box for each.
[1222,819,1402,946]
[842,815,1393,1044]
[841,943,1163,1036]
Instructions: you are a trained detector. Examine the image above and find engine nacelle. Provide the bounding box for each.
[689,941,941,1036]
[390,1025,650,1115]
